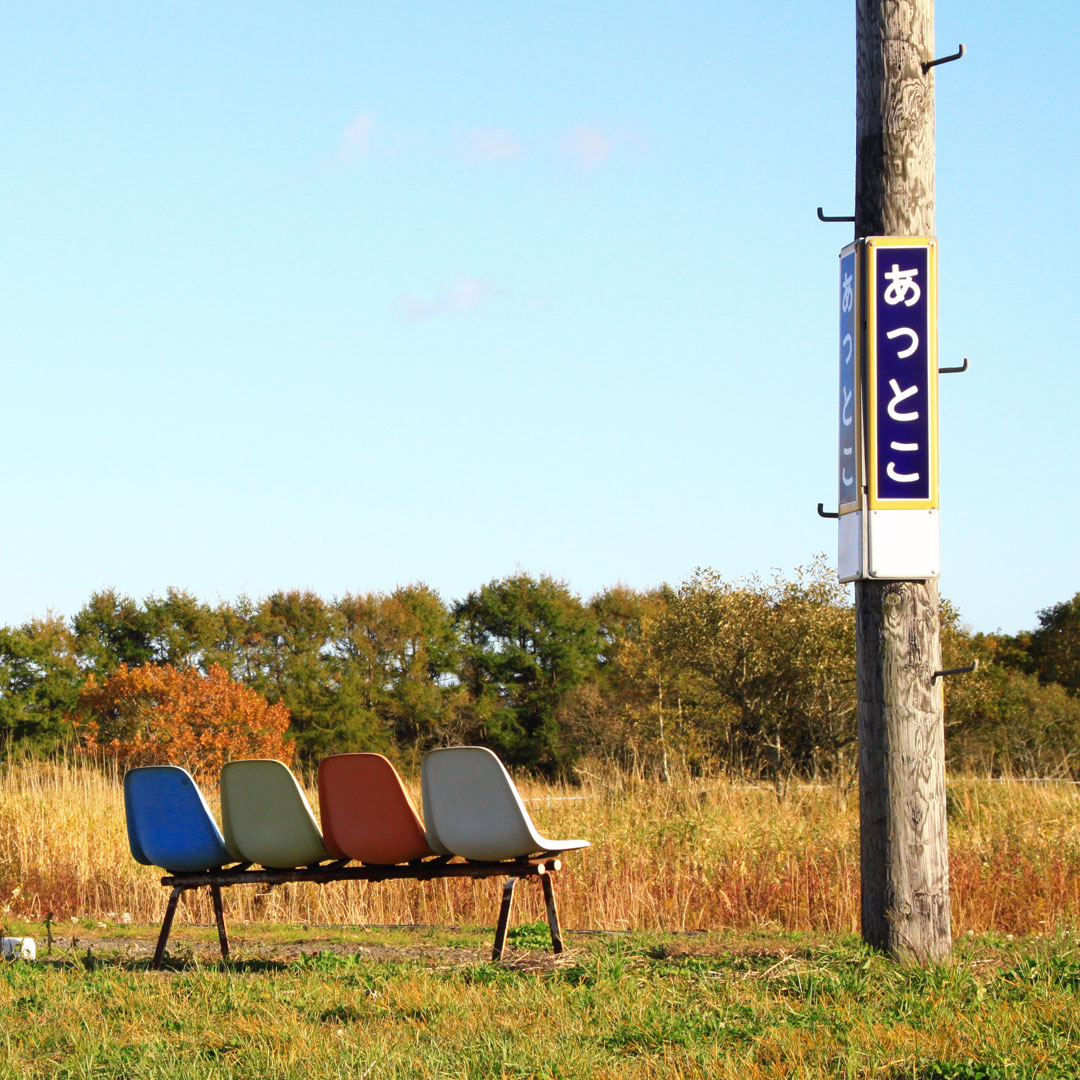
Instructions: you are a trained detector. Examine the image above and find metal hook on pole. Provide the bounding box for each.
[817,207,855,223]
[817,503,840,519]
[939,357,970,374]
[931,659,979,684]
[923,43,966,73]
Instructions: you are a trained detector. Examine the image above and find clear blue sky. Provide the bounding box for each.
[3,2,1077,635]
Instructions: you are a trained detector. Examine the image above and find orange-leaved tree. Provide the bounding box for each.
[74,663,293,776]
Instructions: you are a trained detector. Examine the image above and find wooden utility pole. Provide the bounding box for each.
[854,0,951,962]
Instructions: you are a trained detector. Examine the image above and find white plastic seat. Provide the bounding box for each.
[421,746,589,862]
[220,759,331,869]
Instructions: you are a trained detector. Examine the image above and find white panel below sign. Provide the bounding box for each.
[867,509,940,579]
[838,512,864,584]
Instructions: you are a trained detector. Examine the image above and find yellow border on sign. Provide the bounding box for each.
[838,241,862,515]
[866,236,939,511]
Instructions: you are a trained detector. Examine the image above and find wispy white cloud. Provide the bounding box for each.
[397,277,497,320]
[336,112,377,162]
[312,114,646,175]
[313,111,377,171]
[560,127,613,170]
[559,126,649,171]
[458,128,524,163]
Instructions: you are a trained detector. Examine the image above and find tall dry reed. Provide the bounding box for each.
[1,757,1077,936]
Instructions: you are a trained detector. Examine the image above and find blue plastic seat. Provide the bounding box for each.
[124,766,238,873]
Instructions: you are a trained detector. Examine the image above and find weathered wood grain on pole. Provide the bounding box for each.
[856,0,935,239]
[855,0,952,963]
[856,580,950,960]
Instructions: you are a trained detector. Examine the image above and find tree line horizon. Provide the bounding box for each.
[2,558,1078,781]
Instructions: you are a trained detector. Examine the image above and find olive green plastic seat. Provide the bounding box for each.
[421,746,590,862]
[220,759,331,869]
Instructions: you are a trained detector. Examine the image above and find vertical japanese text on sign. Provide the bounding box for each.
[838,243,860,513]
[866,238,938,510]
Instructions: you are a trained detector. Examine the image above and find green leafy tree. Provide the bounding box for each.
[453,573,605,771]
[329,585,466,761]
[326,591,393,754]
[71,588,224,674]
[562,585,687,776]
[244,590,337,762]
[1028,593,1080,693]
[72,590,155,675]
[372,584,465,752]
[143,588,220,667]
[199,596,258,680]
[661,558,856,785]
[941,605,1080,776]
[0,615,84,751]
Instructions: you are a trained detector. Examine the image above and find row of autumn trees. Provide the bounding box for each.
[2,559,1080,780]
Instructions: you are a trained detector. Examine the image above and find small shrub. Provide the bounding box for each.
[73,663,292,776]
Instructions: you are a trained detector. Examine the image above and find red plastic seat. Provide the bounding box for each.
[318,753,436,865]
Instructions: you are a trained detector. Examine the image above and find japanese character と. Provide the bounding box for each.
[886,379,920,422]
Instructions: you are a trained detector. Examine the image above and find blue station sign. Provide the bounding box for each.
[865,237,938,510]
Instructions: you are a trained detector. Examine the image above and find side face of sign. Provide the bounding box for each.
[837,242,865,584]
[838,243,861,514]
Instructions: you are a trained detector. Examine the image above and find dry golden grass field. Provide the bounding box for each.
[1,758,1078,939]
[3,760,1080,1078]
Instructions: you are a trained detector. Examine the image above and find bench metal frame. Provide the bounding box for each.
[153,856,564,969]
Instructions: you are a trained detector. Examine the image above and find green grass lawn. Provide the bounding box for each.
[1,923,1078,1079]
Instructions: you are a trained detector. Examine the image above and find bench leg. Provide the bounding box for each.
[540,873,564,954]
[210,885,230,962]
[151,886,183,971]
[492,877,517,962]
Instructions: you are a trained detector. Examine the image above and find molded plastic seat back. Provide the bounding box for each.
[421,747,589,862]
[124,766,235,873]
[318,754,436,865]
[220,759,331,869]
